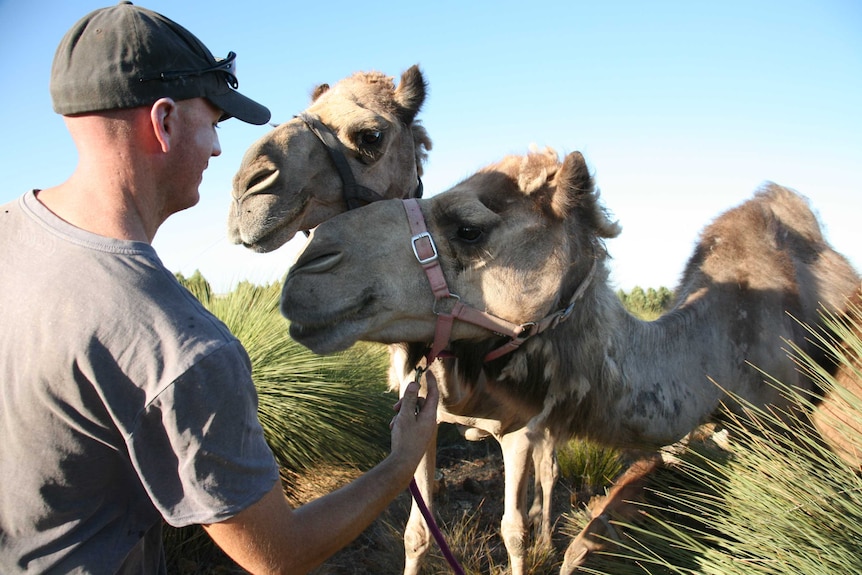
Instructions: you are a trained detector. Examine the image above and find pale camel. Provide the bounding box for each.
[280,147,860,573]
[229,65,431,252]
[228,66,556,574]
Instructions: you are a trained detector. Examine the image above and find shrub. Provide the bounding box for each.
[557,440,625,494]
[617,286,674,320]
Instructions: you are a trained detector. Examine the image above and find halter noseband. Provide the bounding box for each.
[403,198,597,365]
[298,112,423,210]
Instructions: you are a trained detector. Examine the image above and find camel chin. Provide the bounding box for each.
[229,200,305,253]
[288,323,359,355]
[240,224,299,254]
[285,307,373,355]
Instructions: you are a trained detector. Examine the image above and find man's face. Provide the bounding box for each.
[162,97,223,217]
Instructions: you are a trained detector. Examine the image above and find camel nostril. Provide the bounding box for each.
[245,169,280,197]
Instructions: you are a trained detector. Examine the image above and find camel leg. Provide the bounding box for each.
[560,454,661,575]
[500,427,534,575]
[390,348,437,575]
[812,362,862,471]
[403,425,438,575]
[528,428,559,547]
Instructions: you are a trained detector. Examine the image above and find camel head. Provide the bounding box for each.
[228,65,432,252]
[281,148,620,355]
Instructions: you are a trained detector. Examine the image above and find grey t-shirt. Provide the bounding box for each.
[0,192,280,573]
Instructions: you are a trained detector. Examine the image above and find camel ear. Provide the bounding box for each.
[559,151,592,195]
[547,151,593,218]
[311,83,330,102]
[557,151,621,238]
[394,65,427,125]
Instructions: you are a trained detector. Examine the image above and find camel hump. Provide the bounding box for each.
[700,183,826,262]
[754,183,826,248]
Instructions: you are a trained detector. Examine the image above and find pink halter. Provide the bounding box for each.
[402,198,596,364]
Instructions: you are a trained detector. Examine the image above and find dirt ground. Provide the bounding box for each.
[310,425,580,575]
[169,424,586,574]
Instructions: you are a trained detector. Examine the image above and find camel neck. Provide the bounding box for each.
[531,284,729,449]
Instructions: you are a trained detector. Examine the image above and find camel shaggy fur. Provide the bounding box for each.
[280,147,859,573]
[229,66,556,574]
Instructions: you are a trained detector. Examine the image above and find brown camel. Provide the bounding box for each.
[811,290,862,471]
[229,65,431,252]
[228,66,556,574]
[280,147,860,573]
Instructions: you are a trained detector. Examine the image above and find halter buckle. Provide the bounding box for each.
[559,301,577,322]
[411,232,438,265]
[517,322,537,339]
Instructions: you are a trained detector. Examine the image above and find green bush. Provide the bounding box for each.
[617,286,674,320]
[557,440,625,494]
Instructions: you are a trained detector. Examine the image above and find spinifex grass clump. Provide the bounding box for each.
[557,440,625,494]
[183,279,394,475]
[167,277,395,573]
[571,304,862,575]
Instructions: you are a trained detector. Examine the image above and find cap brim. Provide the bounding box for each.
[209,90,271,125]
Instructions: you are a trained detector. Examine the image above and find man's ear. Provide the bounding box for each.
[150,98,178,153]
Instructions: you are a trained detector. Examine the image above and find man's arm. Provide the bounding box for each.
[203,376,439,574]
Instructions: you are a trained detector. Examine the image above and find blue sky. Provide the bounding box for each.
[1,1,860,293]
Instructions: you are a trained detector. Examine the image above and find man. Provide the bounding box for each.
[0,3,439,573]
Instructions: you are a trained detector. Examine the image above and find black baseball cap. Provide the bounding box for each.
[50,2,270,125]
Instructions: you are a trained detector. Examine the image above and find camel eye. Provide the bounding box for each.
[457,225,483,243]
[359,130,382,146]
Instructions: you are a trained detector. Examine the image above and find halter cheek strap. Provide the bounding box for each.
[402,198,597,364]
[298,112,423,210]
[403,199,527,363]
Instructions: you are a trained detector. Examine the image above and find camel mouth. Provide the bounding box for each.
[241,241,278,254]
[240,224,295,253]
[239,227,294,252]
[235,192,311,252]
[284,291,376,354]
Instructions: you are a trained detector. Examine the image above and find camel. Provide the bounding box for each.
[229,65,431,252]
[228,66,557,574]
[811,290,862,471]
[280,147,860,573]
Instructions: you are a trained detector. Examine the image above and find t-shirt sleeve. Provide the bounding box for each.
[127,340,280,527]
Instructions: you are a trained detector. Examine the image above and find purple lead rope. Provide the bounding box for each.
[408,478,466,575]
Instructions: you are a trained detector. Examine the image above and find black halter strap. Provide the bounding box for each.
[297,112,423,210]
